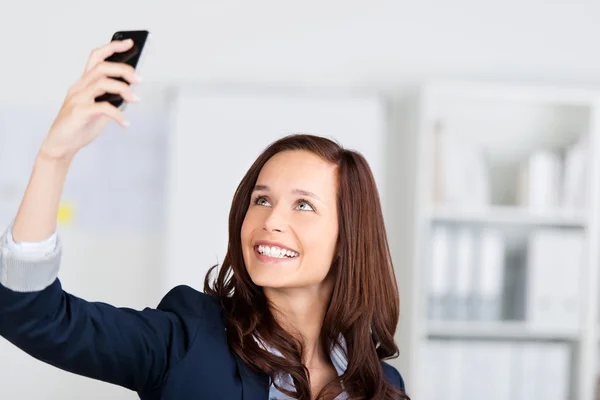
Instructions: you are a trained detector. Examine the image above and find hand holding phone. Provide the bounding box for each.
[94,30,150,109]
[38,31,150,162]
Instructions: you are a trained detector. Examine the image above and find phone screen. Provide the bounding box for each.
[95,30,149,108]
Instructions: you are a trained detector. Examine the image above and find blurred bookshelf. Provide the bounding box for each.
[394,82,600,400]
[426,321,579,341]
[430,205,587,229]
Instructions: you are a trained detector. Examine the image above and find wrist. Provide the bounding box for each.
[33,153,72,180]
[36,146,74,169]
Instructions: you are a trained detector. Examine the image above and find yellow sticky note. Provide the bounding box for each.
[57,202,75,224]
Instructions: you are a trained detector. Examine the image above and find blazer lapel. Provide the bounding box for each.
[234,353,270,400]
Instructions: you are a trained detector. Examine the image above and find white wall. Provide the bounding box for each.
[4,0,600,107]
[2,0,600,398]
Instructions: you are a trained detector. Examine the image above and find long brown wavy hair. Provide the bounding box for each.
[204,134,409,399]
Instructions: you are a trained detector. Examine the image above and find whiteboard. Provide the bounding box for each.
[0,105,168,234]
[162,88,388,294]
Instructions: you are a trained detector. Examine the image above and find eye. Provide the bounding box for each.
[252,196,271,206]
[296,199,314,211]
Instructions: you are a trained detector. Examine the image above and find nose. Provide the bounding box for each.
[263,208,286,233]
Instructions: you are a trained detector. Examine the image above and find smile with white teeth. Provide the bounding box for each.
[256,245,299,259]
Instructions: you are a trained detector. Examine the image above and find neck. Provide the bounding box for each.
[264,280,333,368]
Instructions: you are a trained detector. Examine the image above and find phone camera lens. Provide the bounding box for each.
[115,33,123,39]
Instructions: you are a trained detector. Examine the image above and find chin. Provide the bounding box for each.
[246,264,297,288]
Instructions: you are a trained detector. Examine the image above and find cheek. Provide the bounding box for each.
[240,216,252,246]
[241,209,260,245]
[299,218,338,259]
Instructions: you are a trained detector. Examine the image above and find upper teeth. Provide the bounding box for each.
[257,245,298,258]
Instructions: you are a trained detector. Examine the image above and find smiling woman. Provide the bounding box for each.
[0,40,407,400]
[205,134,409,399]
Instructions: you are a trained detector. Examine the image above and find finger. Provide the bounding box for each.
[78,61,140,90]
[84,39,134,73]
[77,78,139,104]
[80,102,129,127]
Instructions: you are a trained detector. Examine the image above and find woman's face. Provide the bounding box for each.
[241,150,339,290]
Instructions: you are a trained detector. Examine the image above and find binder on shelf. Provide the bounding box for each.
[428,225,452,320]
[473,228,506,321]
[517,149,562,212]
[502,245,528,321]
[525,229,583,333]
[562,133,589,211]
[453,227,475,320]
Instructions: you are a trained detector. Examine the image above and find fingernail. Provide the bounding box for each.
[123,120,130,127]
[123,39,133,45]
[132,94,141,102]
[134,74,143,83]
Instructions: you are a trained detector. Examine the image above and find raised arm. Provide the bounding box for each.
[0,39,197,395]
[12,39,136,243]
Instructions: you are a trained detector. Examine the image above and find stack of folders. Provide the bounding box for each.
[419,340,571,400]
[428,226,584,330]
[517,134,589,211]
[428,225,505,321]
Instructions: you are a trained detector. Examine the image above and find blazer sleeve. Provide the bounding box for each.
[0,227,204,394]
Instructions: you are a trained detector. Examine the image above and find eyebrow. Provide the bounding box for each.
[253,184,322,202]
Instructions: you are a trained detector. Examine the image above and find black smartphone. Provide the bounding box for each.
[94,30,150,109]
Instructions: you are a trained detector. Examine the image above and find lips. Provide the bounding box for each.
[252,240,300,263]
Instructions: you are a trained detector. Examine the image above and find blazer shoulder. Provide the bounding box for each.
[381,361,406,393]
[156,285,224,328]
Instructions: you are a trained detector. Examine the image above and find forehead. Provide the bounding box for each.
[257,150,338,199]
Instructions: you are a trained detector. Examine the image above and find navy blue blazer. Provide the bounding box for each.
[0,279,405,399]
